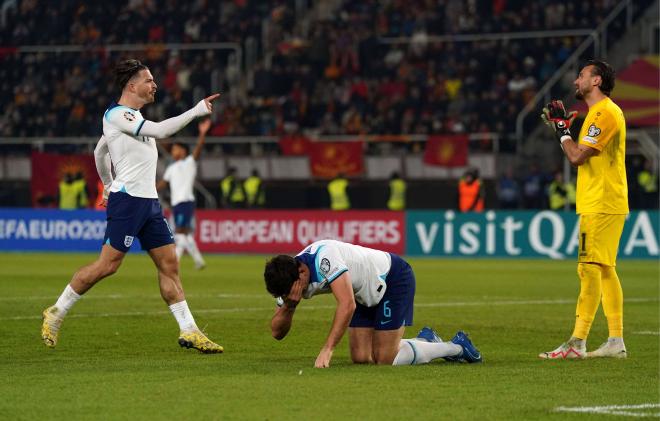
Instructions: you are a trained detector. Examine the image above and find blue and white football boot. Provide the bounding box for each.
[416,326,442,343]
[448,331,483,363]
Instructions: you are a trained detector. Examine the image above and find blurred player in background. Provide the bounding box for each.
[264,239,482,368]
[157,119,210,269]
[540,59,628,359]
[41,59,223,353]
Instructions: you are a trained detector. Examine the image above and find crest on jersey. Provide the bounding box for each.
[123,111,136,121]
[587,123,601,137]
[124,235,134,247]
[320,258,331,275]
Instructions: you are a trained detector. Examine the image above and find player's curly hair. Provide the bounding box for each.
[264,255,299,297]
[114,59,148,91]
[586,59,615,97]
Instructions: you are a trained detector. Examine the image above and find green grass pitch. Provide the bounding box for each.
[1,253,658,419]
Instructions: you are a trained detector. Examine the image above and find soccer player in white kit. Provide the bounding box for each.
[158,119,210,269]
[264,240,483,367]
[41,59,223,353]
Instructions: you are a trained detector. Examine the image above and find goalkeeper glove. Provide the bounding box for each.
[541,100,578,143]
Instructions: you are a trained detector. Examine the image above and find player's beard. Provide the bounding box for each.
[140,89,156,104]
[574,83,590,101]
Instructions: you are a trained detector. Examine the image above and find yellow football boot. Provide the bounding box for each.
[41,306,64,348]
[178,329,224,354]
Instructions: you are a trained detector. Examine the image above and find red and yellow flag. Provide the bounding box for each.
[309,141,364,178]
[31,152,99,207]
[423,135,469,167]
[612,55,659,127]
[278,135,311,155]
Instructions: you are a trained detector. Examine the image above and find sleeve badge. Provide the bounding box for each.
[587,123,601,137]
[320,258,331,275]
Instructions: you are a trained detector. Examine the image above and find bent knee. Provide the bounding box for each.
[99,259,122,278]
[159,258,179,276]
[372,349,398,365]
[350,348,373,364]
[105,266,119,277]
[351,355,373,364]
[373,355,396,365]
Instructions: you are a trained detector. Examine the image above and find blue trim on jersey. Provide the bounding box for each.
[104,102,142,123]
[135,119,146,136]
[313,245,326,283]
[120,185,127,193]
[296,244,348,285]
[295,252,319,284]
[326,268,348,284]
[103,102,121,121]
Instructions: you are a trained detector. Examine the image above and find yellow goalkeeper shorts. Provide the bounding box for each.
[577,213,626,267]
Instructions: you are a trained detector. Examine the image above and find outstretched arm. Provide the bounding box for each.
[192,118,211,161]
[315,273,356,368]
[137,94,221,139]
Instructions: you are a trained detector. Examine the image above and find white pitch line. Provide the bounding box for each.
[0,293,265,302]
[2,297,658,322]
[1,292,657,305]
[555,403,660,418]
[2,305,333,321]
[634,331,660,336]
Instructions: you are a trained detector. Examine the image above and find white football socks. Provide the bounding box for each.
[185,234,205,267]
[608,337,625,345]
[392,339,462,365]
[53,284,81,317]
[174,233,187,260]
[169,300,198,332]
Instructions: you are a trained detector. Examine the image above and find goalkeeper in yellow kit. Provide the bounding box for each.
[539,59,628,359]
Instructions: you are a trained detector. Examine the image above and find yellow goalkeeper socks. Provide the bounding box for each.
[601,266,624,338]
[572,263,602,340]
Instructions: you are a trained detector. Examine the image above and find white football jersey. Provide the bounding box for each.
[163,155,196,206]
[102,103,158,198]
[295,240,391,307]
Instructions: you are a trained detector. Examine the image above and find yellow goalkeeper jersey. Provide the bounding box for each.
[576,96,628,215]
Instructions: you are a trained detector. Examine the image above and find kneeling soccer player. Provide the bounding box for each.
[264,239,482,367]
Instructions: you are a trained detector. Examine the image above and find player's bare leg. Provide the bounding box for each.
[42,245,126,347]
[149,244,185,304]
[349,327,374,364]
[148,244,222,353]
[70,244,126,294]
[374,327,406,364]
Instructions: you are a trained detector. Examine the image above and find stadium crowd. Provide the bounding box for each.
[0,0,300,137]
[0,0,638,142]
